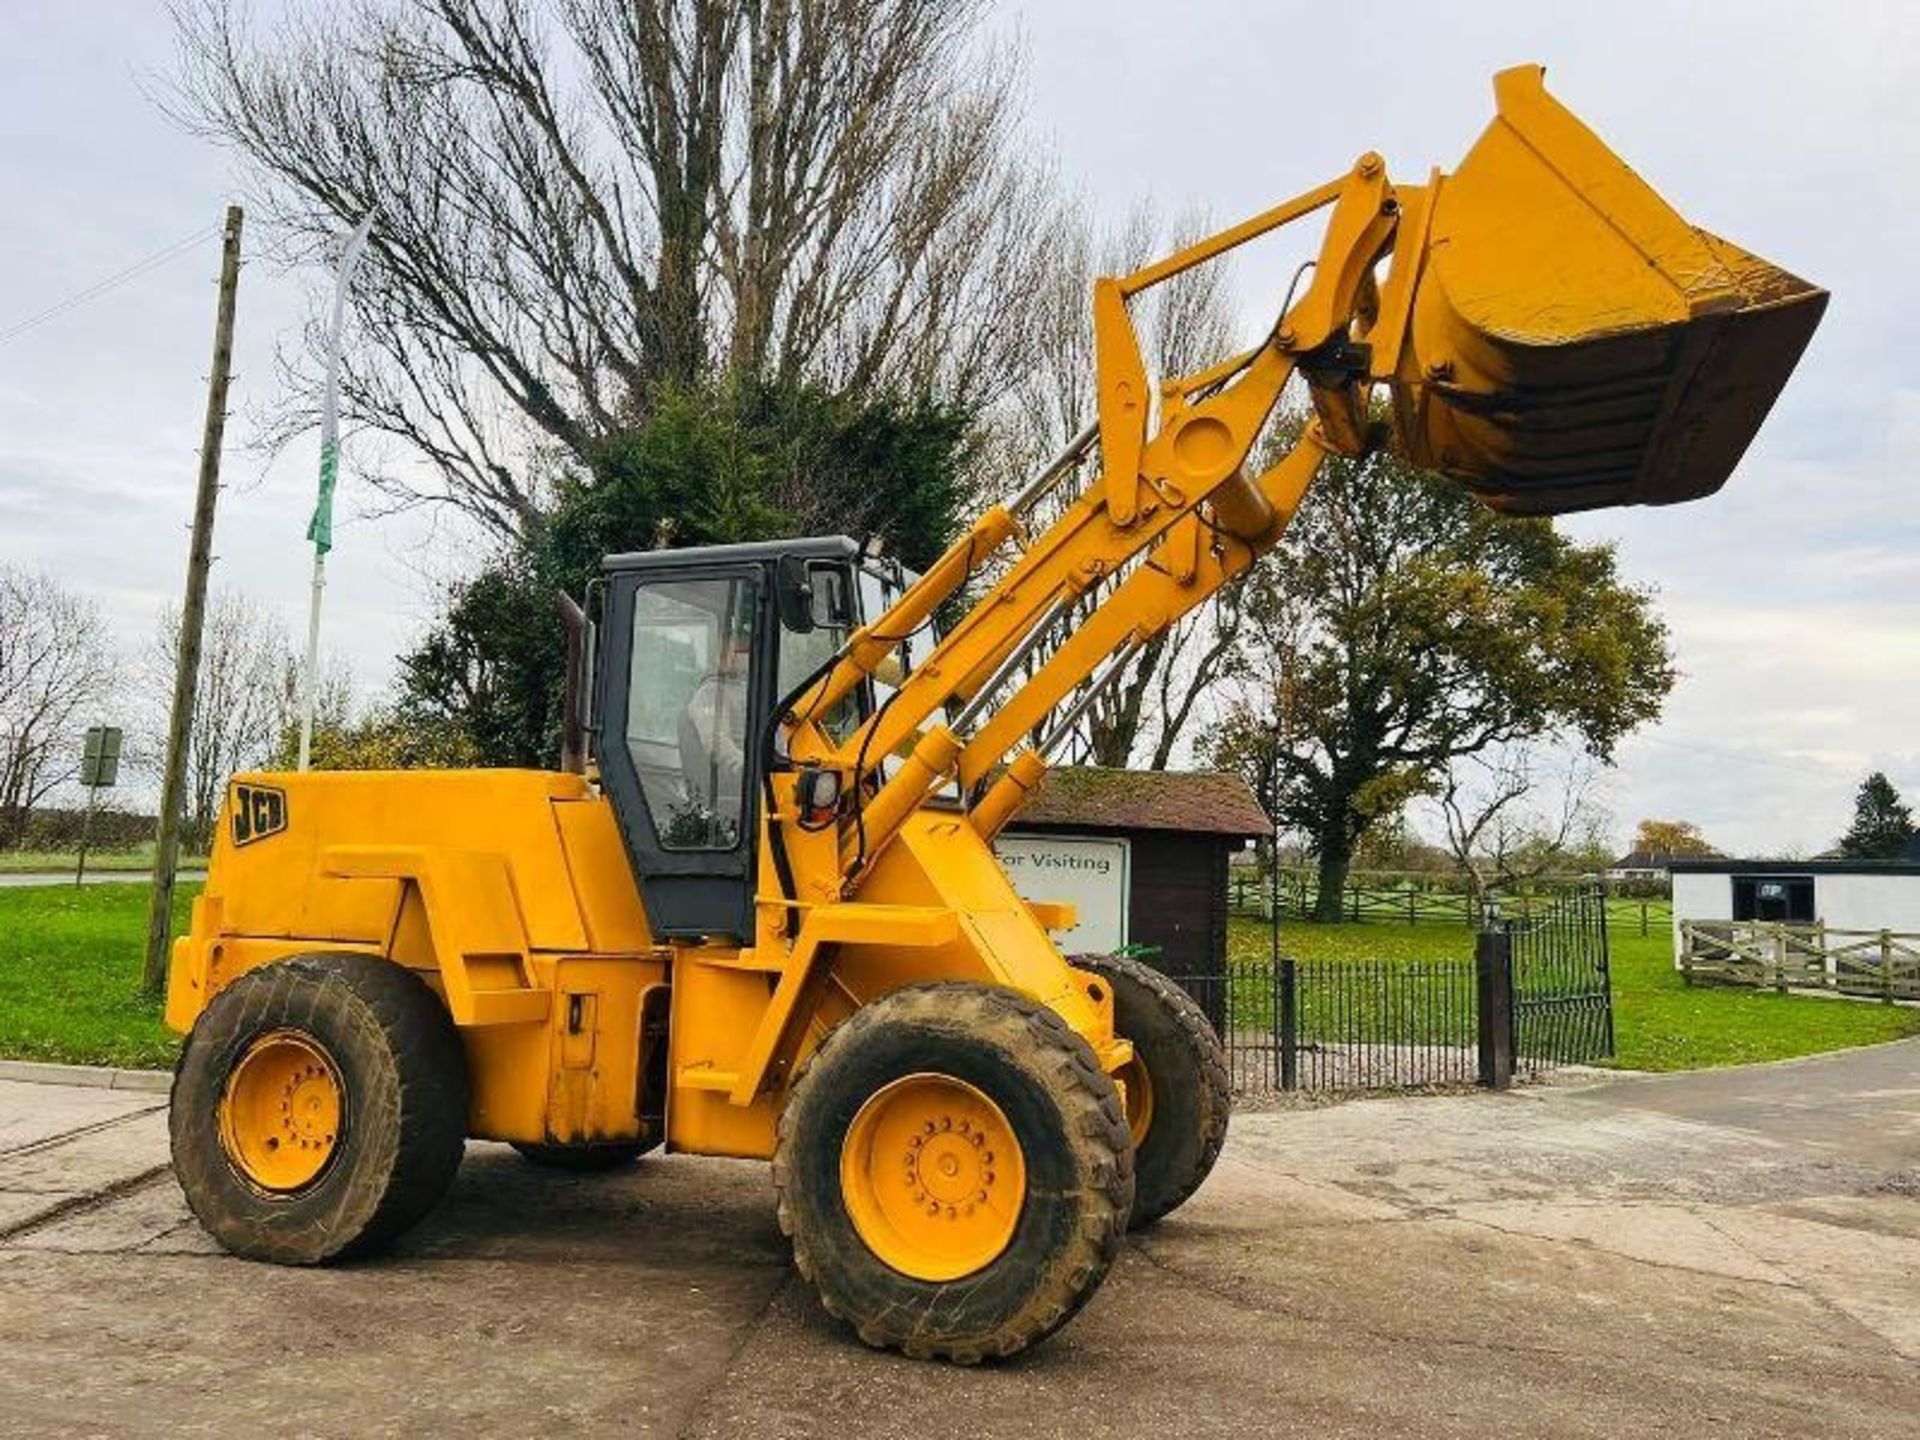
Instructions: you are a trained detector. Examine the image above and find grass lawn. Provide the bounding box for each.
[0,847,207,874]
[1229,907,1920,1071]
[0,882,192,1069]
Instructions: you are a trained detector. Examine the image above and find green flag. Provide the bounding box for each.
[307,437,339,555]
[298,209,375,771]
[307,211,373,559]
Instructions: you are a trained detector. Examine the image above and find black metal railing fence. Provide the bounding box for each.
[1172,957,1480,1097]
[1167,885,1613,1099]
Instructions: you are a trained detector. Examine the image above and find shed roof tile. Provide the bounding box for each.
[1013,767,1272,838]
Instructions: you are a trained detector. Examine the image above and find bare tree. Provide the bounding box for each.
[169,0,1054,540]
[0,567,117,848]
[994,202,1248,769]
[269,651,356,768]
[1433,743,1608,912]
[145,591,299,854]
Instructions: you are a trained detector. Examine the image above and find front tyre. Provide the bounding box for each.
[1073,952,1230,1228]
[774,983,1133,1363]
[170,952,470,1265]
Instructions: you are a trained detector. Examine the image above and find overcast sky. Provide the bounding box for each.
[1,2,1914,856]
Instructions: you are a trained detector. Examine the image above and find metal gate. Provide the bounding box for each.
[1502,884,1615,1070]
[1165,883,1614,1099]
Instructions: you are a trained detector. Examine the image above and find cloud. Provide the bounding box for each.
[1554,387,1920,853]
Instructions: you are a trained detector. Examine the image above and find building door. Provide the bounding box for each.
[1733,875,1814,923]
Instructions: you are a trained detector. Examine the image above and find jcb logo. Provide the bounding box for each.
[231,784,288,847]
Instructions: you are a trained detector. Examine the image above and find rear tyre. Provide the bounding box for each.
[775,983,1133,1363]
[510,1139,654,1172]
[170,952,470,1265]
[1072,952,1230,1228]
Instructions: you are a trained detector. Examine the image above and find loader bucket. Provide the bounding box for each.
[1390,66,1826,515]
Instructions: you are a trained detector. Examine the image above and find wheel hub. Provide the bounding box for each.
[218,1031,344,1194]
[840,1073,1027,1281]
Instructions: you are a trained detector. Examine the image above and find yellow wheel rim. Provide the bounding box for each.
[840,1073,1028,1282]
[1118,1051,1155,1150]
[218,1031,344,1194]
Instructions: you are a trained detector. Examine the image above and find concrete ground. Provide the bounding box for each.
[1,1044,1916,1439]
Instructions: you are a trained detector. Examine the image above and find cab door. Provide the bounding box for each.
[598,566,771,941]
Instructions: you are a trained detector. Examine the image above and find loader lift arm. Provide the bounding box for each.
[775,159,1392,868]
[772,62,1824,907]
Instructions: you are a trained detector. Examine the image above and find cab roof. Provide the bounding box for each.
[602,535,860,573]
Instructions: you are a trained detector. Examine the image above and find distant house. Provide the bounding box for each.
[994,767,1271,982]
[1607,848,1682,881]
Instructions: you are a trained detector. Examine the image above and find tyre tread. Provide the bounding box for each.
[1072,951,1231,1226]
[773,982,1132,1362]
[170,952,469,1265]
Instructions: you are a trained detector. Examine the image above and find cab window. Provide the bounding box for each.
[626,575,757,851]
[855,562,951,790]
[778,564,861,745]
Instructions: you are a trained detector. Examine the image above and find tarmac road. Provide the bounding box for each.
[1,1042,1916,1439]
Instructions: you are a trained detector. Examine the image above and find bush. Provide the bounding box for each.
[5,805,154,853]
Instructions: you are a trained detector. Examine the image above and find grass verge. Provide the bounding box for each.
[0,848,207,874]
[0,882,192,1069]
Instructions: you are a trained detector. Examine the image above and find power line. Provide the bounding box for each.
[1634,732,1888,781]
[0,223,223,347]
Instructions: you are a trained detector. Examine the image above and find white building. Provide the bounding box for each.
[1669,858,1920,955]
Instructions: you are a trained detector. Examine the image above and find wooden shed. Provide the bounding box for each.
[995,767,1272,980]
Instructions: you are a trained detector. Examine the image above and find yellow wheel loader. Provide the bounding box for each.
[164,67,1823,1361]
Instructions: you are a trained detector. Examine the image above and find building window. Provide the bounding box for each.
[1732,875,1814,923]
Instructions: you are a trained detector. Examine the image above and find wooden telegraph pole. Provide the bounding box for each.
[143,205,243,994]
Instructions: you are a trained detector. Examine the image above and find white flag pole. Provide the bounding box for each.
[297,211,375,772]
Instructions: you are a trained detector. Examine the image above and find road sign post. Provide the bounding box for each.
[75,725,123,888]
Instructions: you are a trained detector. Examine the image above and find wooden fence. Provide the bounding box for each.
[1229,870,1672,934]
[1680,920,1920,1002]
[1230,871,1474,924]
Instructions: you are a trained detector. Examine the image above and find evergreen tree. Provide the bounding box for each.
[398,380,974,767]
[1837,772,1915,860]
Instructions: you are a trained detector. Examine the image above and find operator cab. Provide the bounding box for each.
[590,536,922,942]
